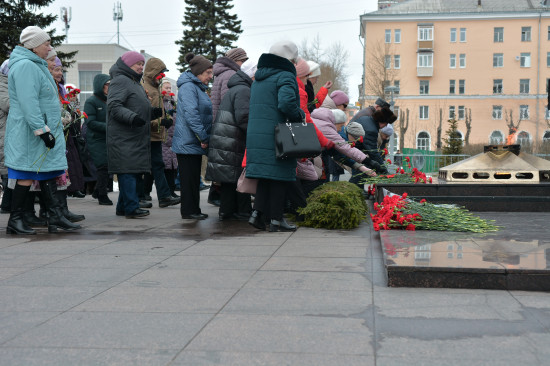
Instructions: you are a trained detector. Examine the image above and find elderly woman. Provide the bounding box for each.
[173,53,213,220]
[107,51,163,218]
[5,26,80,234]
[245,40,306,232]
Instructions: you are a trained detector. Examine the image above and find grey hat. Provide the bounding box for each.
[380,124,394,136]
[269,40,298,62]
[375,97,390,109]
[346,122,365,138]
[20,26,50,49]
[46,49,57,60]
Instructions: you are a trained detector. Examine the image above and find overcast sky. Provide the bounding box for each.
[41,0,378,102]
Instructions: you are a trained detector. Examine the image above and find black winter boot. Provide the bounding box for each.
[56,190,85,222]
[39,179,81,233]
[21,191,47,227]
[6,184,36,235]
[248,210,266,230]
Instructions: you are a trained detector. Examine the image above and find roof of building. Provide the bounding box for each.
[371,0,549,15]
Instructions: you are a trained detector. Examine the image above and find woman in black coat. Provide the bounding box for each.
[206,70,253,221]
[107,51,162,218]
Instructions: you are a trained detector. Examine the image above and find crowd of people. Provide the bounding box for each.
[0,26,397,235]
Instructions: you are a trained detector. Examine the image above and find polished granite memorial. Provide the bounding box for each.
[379,212,550,291]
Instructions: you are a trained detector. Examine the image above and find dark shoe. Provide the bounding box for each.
[92,190,98,199]
[139,200,153,209]
[56,191,85,222]
[69,191,86,198]
[199,184,210,191]
[248,210,266,230]
[171,192,180,199]
[182,213,208,220]
[98,195,113,206]
[116,210,125,216]
[39,180,82,232]
[144,195,152,201]
[219,212,250,221]
[269,218,296,232]
[159,196,180,208]
[22,212,47,227]
[126,208,150,218]
[207,199,221,207]
[6,184,37,235]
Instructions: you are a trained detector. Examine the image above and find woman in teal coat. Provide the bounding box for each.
[5,26,80,234]
[246,41,305,232]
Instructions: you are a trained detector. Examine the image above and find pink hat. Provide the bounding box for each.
[121,51,145,67]
[294,58,310,78]
[330,90,349,106]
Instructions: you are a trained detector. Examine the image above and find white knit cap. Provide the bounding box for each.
[269,40,298,62]
[331,109,347,124]
[20,26,50,49]
[46,48,57,60]
[380,124,394,136]
[307,61,320,78]
[241,59,258,78]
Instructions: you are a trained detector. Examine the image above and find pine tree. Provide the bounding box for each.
[442,118,463,155]
[0,0,77,67]
[175,0,242,71]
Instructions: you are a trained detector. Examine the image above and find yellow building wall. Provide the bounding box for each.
[362,15,550,150]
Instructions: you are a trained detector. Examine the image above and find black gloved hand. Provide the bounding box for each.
[151,107,163,120]
[166,109,176,117]
[39,132,56,149]
[132,115,147,127]
[160,118,173,128]
[361,156,372,166]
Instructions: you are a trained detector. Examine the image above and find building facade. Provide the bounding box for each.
[360,0,550,151]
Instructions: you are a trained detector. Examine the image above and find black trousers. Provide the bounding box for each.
[220,182,251,216]
[164,169,177,195]
[95,165,109,197]
[253,178,291,221]
[177,154,202,216]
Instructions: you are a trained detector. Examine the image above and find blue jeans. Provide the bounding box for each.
[116,173,140,214]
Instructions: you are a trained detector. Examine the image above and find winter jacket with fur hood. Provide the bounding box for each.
[142,57,168,141]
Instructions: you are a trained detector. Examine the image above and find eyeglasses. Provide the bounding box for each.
[343,104,348,109]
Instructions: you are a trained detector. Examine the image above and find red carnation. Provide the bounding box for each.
[82,112,88,119]
[169,92,175,97]
[161,91,167,95]
[405,156,410,162]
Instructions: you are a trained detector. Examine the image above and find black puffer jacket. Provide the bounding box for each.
[106,58,151,174]
[205,70,252,183]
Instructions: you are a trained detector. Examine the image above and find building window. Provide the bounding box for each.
[385,29,391,43]
[418,27,433,41]
[494,27,504,42]
[393,80,400,95]
[450,28,457,42]
[459,80,465,94]
[493,53,503,67]
[517,131,531,145]
[520,105,529,120]
[417,131,431,150]
[493,79,503,94]
[449,106,455,119]
[394,55,401,69]
[492,105,503,119]
[450,54,456,68]
[521,26,531,41]
[395,29,401,43]
[418,53,433,67]
[419,105,429,119]
[458,106,465,120]
[548,26,550,40]
[543,131,550,141]
[460,28,466,42]
[520,79,530,94]
[547,52,550,67]
[520,52,531,67]
[459,54,466,68]
[449,80,456,94]
[78,70,101,105]
[546,109,550,119]
[385,55,391,69]
[419,80,430,95]
[490,130,505,144]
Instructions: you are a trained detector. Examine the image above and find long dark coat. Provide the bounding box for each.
[106,58,152,174]
[245,53,304,182]
[205,70,252,183]
[84,74,110,168]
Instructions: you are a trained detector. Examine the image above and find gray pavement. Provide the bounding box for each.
[0,188,549,365]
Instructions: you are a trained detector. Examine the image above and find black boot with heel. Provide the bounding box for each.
[269,218,296,232]
[6,184,36,235]
[39,179,82,233]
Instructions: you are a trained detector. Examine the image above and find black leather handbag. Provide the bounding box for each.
[274,122,322,159]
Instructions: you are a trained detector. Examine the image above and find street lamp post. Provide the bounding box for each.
[384,85,400,172]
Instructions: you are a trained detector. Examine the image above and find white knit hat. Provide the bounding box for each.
[380,124,394,136]
[307,61,320,78]
[20,26,50,49]
[241,59,257,78]
[46,48,57,60]
[269,40,298,62]
[331,109,347,124]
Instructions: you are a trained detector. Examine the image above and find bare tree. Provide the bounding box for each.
[505,109,522,138]
[299,35,349,94]
[464,108,472,146]
[436,108,443,150]
[363,40,398,99]
[399,108,410,152]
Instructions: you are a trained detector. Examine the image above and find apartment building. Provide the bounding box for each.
[360,0,550,151]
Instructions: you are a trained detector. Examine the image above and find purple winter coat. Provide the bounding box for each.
[211,57,240,121]
[161,97,177,169]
